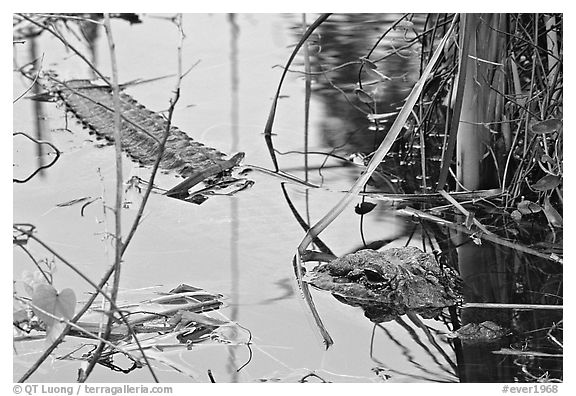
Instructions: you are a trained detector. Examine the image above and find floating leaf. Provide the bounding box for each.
[517,200,542,215]
[530,119,562,135]
[543,196,563,228]
[354,88,373,104]
[532,174,561,191]
[355,201,377,215]
[31,284,76,342]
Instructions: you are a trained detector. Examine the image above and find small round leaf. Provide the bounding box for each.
[530,119,562,135]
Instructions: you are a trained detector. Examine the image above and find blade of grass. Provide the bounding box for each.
[294,15,459,347]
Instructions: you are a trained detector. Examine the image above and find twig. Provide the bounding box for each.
[396,207,563,263]
[80,13,129,383]
[437,189,493,234]
[547,321,563,348]
[17,14,110,84]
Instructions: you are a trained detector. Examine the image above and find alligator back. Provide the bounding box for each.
[56,80,235,179]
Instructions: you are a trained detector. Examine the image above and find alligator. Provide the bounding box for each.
[49,79,250,201]
[307,246,463,323]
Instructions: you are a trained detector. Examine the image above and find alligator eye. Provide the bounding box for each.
[364,268,385,282]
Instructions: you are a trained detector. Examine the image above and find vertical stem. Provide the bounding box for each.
[79,13,125,382]
[301,13,313,232]
[105,14,124,313]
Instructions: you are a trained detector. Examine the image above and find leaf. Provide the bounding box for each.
[355,202,377,215]
[31,284,76,342]
[543,196,563,228]
[532,174,561,191]
[354,88,373,104]
[517,200,542,215]
[511,210,522,222]
[56,196,93,207]
[530,119,562,135]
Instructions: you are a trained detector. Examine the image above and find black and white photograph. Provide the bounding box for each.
[11,10,565,388]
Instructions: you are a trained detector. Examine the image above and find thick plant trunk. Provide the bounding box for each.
[456,14,506,190]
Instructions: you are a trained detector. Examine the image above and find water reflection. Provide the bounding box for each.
[227,13,240,382]
[29,39,47,175]
[299,13,457,195]
[457,243,562,382]
[307,14,421,191]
